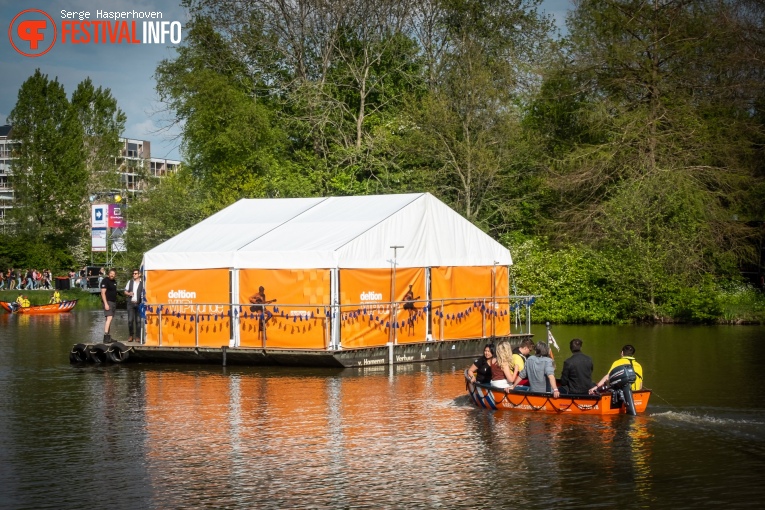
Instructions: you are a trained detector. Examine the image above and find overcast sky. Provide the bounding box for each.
[0,0,572,163]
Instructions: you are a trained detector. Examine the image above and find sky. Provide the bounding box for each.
[0,0,572,163]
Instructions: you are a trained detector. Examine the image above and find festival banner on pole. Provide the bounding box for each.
[108,203,126,228]
[91,228,107,252]
[91,204,107,228]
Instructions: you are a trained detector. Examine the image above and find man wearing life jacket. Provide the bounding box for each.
[50,290,61,304]
[14,295,31,308]
[589,344,644,393]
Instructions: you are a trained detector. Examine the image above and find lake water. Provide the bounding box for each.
[1,311,764,509]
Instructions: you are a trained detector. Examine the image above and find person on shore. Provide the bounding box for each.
[0,270,5,290]
[467,343,497,385]
[100,269,118,343]
[79,266,88,289]
[590,344,643,394]
[124,269,143,343]
[509,341,559,396]
[24,269,34,290]
[559,338,594,395]
[14,268,21,290]
[490,341,516,389]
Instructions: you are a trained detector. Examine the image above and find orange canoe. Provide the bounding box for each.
[466,372,650,415]
[0,300,78,314]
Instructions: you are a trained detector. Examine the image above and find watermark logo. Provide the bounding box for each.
[8,8,183,57]
[9,9,57,57]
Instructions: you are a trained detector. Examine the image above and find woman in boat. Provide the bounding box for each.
[509,341,560,397]
[467,343,497,385]
[490,341,516,389]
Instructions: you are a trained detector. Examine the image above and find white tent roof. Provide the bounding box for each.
[142,193,512,270]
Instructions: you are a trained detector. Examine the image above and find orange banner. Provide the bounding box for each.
[238,269,330,349]
[339,267,425,348]
[431,266,510,340]
[144,269,231,347]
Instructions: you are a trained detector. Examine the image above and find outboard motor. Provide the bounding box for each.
[608,363,638,416]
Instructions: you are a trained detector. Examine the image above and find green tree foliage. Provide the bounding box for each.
[139,0,765,323]
[71,78,127,195]
[6,71,130,271]
[411,0,553,232]
[528,0,765,319]
[8,70,87,251]
[123,166,207,270]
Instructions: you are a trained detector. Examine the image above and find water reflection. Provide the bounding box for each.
[2,317,765,508]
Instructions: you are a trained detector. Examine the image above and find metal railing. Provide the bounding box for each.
[142,294,538,349]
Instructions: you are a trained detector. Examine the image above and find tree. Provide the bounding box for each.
[71,78,127,195]
[537,0,765,318]
[124,166,207,269]
[411,0,553,231]
[8,70,87,250]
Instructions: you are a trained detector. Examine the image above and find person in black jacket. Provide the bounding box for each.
[559,338,594,395]
[124,269,144,343]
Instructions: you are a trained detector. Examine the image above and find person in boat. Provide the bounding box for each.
[100,269,118,343]
[49,290,61,304]
[490,341,516,389]
[509,341,559,397]
[589,344,644,394]
[467,343,497,385]
[558,338,595,395]
[15,295,30,308]
[510,338,534,389]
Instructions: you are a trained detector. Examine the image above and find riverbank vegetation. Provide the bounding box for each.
[3,0,764,324]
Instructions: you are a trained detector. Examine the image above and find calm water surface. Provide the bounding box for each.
[1,312,764,509]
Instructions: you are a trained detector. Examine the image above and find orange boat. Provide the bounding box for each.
[465,370,650,415]
[0,300,78,314]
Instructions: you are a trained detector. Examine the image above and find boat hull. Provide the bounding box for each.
[0,300,78,314]
[466,373,650,415]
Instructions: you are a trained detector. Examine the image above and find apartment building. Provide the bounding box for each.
[0,125,15,224]
[118,137,182,193]
[0,126,181,224]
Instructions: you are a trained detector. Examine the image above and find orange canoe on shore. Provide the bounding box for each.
[466,371,651,415]
[0,300,78,314]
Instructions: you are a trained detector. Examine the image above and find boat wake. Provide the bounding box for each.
[652,410,765,441]
[653,410,764,427]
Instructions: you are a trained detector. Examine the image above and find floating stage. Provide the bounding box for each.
[70,334,533,368]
